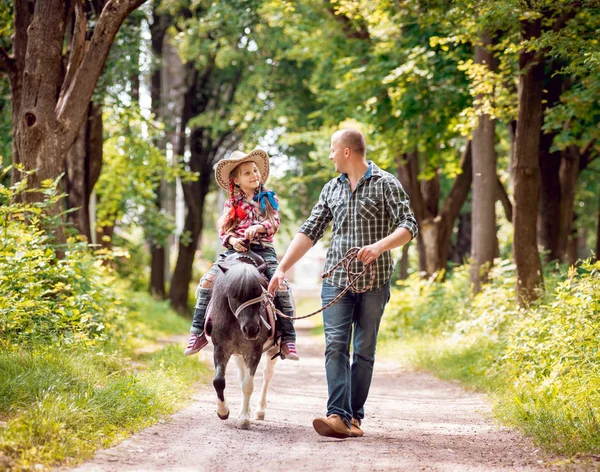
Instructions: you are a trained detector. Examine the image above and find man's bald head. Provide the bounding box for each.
[332,129,366,157]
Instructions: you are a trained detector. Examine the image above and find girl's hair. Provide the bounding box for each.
[216,163,277,236]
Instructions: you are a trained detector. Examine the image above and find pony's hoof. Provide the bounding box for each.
[217,411,229,420]
[255,411,265,421]
[237,419,251,429]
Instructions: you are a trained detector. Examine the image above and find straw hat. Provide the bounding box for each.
[215,149,270,191]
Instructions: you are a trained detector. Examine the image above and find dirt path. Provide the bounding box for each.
[69,319,567,472]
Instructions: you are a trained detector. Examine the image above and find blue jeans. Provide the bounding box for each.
[321,281,391,426]
[191,245,296,343]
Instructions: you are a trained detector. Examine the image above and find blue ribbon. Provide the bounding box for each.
[253,190,279,212]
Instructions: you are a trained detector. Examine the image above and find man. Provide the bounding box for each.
[268,129,418,438]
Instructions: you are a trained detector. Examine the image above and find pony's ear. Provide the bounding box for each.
[217,263,229,273]
[257,263,267,273]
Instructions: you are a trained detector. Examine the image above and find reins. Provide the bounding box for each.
[270,247,376,321]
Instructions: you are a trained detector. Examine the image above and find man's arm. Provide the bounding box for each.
[267,233,314,294]
[356,227,412,264]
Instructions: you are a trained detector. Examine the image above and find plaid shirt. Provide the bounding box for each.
[220,191,280,247]
[298,161,418,291]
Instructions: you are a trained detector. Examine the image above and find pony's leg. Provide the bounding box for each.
[213,346,231,420]
[234,355,253,429]
[256,346,278,420]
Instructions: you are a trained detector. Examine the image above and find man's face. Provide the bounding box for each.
[329,137,347,173]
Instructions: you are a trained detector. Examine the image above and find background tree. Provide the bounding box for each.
[0,0,146,244]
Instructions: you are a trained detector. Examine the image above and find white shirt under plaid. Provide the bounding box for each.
[298,161,418,291]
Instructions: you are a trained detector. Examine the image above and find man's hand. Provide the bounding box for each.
[244,224,264,241]
[268,268,286,294]
[357,242,383,265]
[230,237,248,252]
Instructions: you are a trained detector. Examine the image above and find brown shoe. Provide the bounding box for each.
[350,418,364,437]
[312,414,351,439]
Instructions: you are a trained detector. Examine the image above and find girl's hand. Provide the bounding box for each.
[230,237,248,252]
[244,224,264,241]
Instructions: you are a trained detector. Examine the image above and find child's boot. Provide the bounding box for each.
[276,289,299,361]
[184,287,211,356]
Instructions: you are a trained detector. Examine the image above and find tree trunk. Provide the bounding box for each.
[66,102,103,240]
[169,130,213,315]
[7,0,145,249]
[566,223,578,266]
[470,33,498,293]
[148,7,170,299]
[397,143,472,277]
[558,146,579,261]
[596,193,600,262]
[450,212,472,265]
[398,242,410,280]
[537,62,563,262]
[513,17,544,305]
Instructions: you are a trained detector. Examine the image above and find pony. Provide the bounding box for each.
[207,250,280,429]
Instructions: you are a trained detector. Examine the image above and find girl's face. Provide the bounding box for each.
[233,162,262,192]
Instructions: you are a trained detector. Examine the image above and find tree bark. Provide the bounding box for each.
[7,0,145,248]
[596,193,600,262]
[537,61,563,262]
[148,7,170,299]
[513,17,544,304]
[397,143,472,277]
[66,102,103,240]
[558,146,580,261]
[470,33,498,293]
[169,130,213,315]
[450,213,472,265]
[398,243,410,280]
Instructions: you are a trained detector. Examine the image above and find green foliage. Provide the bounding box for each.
[383,258,600,455]
[96,106,194,248]
[0,343,208,470]
[0,169,127,349]
[502,260,600,453]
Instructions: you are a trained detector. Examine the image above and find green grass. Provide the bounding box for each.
[380,260,600,458]
[0,293,210,471]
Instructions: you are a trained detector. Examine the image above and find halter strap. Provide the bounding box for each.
[228,289,273,334]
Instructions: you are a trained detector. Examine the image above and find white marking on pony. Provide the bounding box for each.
[255,345,279,420]
[217,399,229,419]
[235,355,254,429]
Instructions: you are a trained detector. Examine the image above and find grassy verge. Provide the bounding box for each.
[0,292,209,471]
[379,260,600,457]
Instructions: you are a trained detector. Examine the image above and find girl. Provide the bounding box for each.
[184,149,299,360]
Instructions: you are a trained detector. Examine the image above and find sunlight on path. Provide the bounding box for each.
[68,298,565,472]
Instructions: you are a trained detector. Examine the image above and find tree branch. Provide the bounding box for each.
[496,175,513,223]
[56,0,147,144]
[439,141,473,223]
[323,1,370,41]
[397,151,428,223]
[0,47,14,74]
[578,137,597,171]
[13,0,33,79]
[59,0,87,107]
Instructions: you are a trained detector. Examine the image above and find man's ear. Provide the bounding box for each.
[217,264,229,273]
[257,263,267,273]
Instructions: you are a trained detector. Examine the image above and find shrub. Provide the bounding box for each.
[0,169,127,349]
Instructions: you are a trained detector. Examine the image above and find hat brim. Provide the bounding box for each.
[215,149,270,191]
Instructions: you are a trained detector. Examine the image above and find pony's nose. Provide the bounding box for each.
[242,323,260,340]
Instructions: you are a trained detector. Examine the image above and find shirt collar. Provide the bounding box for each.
[338,161,379,183]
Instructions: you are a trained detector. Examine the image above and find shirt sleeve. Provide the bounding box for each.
[384,178,419,240]
[298,182,333,244]
[219,200,234,247]
[258,194,280,238]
